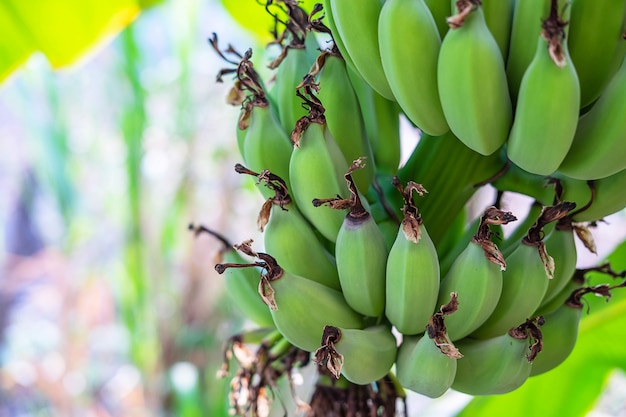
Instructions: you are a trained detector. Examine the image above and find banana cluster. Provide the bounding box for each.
[204,0,626,414]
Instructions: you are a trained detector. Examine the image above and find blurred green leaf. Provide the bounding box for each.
[218,0,320,42]
[0,0,165,83]
[457,238,626,417]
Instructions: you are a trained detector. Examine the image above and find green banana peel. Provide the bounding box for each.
[457,240,626,417]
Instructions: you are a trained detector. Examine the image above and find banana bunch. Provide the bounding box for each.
[205,0,626,414]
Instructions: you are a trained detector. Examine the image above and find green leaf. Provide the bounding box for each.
[456,238,626,417]
[0,0,162,83]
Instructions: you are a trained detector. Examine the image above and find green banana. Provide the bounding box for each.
[314,324,397,385]
[425,0,451,40]
[506,2,580,176]
[558,56,626,180]
[482,0,515,60]
[531,283,616,376]
[378,0,449,136]
[534,268,585,317]
[216,245,364,353]
[320,0,357,73]
[211,36,291,196]
[437,0,512,155]
[315,51,375,192]
[327,0,395,100]
[506,0,559,101]
[437,207,516,341]
[567,0,626,108]
[347,67,402,175]
[453,318,543,395]
[321,160,388,318]
[234,164,341,290]
[385,180,440,335]
[288,96,350,243]
[189,224,274,328]
[472,202,576,339]
[395,294,463,398]
[539,219,579,308]
[267,1,319,135]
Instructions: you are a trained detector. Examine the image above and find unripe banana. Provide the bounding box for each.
[347,67,402,175]
[437,207,516,341]
[425,0,451,39]
[321,0,357,73]
[289,101,349,243]
[500,200,545,258]
[558,56,626,180]
[481,0,515,59]
[316,51,375,192]
[242,102,293,191]
[385,180,440,335]
[189,224,274,328]
[314,324,397,385]
[378,0,449,136]
[506,0,566,101]
[235,165,341,290]
[506,4,580,176]
[567,0,626,108]
[323,160,388,318]
[531,283,616,376]
[212,39,291,196]
[437,0,512,155]
[539,220,579,308]
[453,318,543,395]
[530,302,581,377]
[327,0,395,100]
[395,294,463,398]
[270,46,314,135]
[472,202,576,339]
[216,246,364,353]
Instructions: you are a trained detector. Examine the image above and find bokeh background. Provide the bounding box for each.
[1,1,626,416]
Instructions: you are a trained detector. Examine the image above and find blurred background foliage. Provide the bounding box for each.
[1,1,626,416]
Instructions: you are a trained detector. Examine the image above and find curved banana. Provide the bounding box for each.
[289,100,349,243]
[379,0,449,136]
[472,202,576,339]
[267,1,319,134]
[327,0,395,100]
[189,224,274,328]
[506,0,563,101]
[506,2,580,176]
[216,246,364,353]
[271,46,314,135]
[395,294,462,398]
[314,324,397,385]
[530,302,580,377]
[437,207,516,341]
[347,67,402,175]
[567,0,626,108]
[235,165,341,290]
[539,220,579,308]
[453,318,543,395]
[558,56,626,180]
[385,181,440,335]
[481,0,515,59]
[321,0,357,72]
[243,102,293,192]
[316,51,375,192]
[437,0,512,155]
[328,160,388,317]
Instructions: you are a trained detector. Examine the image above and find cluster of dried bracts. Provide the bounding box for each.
[196,0,626,415]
